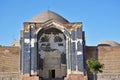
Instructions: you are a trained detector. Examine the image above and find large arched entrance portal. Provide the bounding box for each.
[37,27,67,79]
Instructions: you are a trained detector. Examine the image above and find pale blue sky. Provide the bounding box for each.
[0,0,120,46]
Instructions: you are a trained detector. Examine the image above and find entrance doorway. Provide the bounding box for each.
[49,70,55,78]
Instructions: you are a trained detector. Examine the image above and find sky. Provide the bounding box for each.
[0,0,120,46]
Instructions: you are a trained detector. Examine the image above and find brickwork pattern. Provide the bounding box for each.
[86,46,120,80]
[97,46,120,80]
[64,74,87,80]
[0,47,20,80]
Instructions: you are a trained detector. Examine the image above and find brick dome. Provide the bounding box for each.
[97,41,120,46]
[30,10,69,23]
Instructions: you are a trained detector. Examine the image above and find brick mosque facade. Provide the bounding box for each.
[0,10,120,80]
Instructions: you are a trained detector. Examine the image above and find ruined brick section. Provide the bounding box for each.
[0,46,20,80]
[85,46,98,80]
[97,46,120,80]
[85,46,98,59]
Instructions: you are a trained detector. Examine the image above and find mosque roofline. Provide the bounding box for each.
[29,10,69,23]
[23,21,82,24]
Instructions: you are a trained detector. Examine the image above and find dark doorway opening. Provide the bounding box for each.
[49,70,55,78]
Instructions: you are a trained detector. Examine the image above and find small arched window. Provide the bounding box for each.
[40,35,49,42]
[54,36,62,42]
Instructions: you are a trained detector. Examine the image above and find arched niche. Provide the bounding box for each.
[36,24,70,79]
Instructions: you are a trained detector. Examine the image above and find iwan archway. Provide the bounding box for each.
[37,26,69,79]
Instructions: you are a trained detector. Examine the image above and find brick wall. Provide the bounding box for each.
[86,46,120,80]
[0,46,20,80]
[97,46,120,80]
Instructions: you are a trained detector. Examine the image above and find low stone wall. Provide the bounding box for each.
[97,73,120,80]
[0,72,20,80]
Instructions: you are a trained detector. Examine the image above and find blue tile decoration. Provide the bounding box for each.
[23,33,30,74]
[71,30,76,40]
[77,41,81,51]
[30,26,37,74]
[71,42,76,71]
[21,25,37,74]
[76,27,82,39]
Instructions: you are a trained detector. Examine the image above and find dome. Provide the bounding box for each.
[29,10,69,23]
[97,41,120,47]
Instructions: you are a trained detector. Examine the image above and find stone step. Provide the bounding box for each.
[64,74,87,80]
[42,78,63,80]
